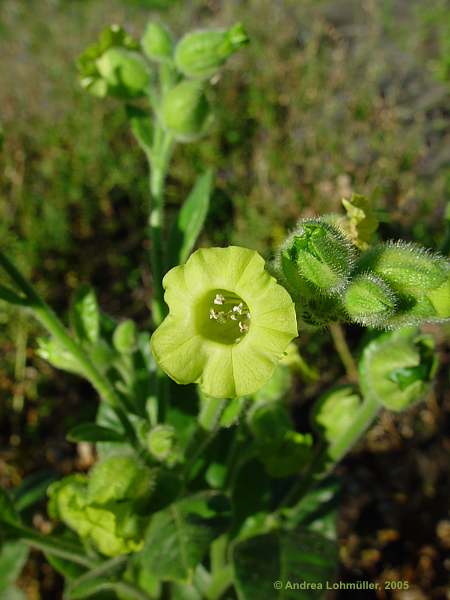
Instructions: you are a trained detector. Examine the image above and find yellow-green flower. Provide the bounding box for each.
[151,246,298,398]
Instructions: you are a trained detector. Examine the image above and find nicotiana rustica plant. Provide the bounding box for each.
[0,19,449,600]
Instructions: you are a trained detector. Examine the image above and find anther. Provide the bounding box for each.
[214,293,225,305]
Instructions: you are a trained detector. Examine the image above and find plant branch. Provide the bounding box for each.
[328,322,358,382]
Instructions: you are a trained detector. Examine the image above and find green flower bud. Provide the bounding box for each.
[113,319,138,354]
[147,425,179,464]
[161,81,210,141]
[96,47,150,97]
[175,23,249,79]
[343,273,398,327]
[359,327,438,412]
[312,385,362,444]
[276,218,356,298]
[356,241,448,297]
[77,25,144,99]
[248,402,293,445]
[141,22,174,63]
[88,455,154,505]
[356,242,449,327]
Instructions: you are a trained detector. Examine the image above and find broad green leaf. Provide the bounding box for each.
[126,105,153,155]
[36,337,85,377]
[70,285,100,344]
[67,423,126,444]
[0,541,28,592]
[140,492,230,582]
[168,170,214,267]
[13,470,58,512]
[233,527,338,600]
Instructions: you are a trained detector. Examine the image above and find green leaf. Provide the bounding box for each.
[0,541,28,592]
[168,170,214,267]
[140,492,230,582]
[233,527,338,599]
[0,285,28,306]
[12,470,58,512]
[45,554,86,581]
[36,337,85,377]
[67,423,126,444]
[0,586,27,600]
[66,556,126,600]
[0,488,21,526]
[126,105,153,155]
[70,285,100,344]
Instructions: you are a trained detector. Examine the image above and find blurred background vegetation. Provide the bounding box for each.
[0,0,449,598]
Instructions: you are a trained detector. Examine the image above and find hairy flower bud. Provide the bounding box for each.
[343,273,398,327]
[147,425,179,465]
[276,218,355,298]
[141,22,174,63]
[359,327,438,412]
[161,81,210,141]
[175,23,249,79]
[356,242,449,326]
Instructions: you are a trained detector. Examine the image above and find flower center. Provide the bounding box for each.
[195,289,251,344]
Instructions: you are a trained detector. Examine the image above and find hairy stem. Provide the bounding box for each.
[328,322,358,382]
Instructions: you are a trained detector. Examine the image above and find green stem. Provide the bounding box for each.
[198,397,226,432]
[206,565,234,600]
[328,322,358,382]
[148,129,173,326]
[0,252,123,411]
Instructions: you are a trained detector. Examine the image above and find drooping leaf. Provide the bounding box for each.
[0,541,28,592]
[0,285,28,306]
[126,105,153,155]
[67,423,126,444]
[140,492,230,582]
[233,526,338,600]
[12,470,58,512]
[66,556,126,600]
[168,170,214,267]
[0,488,21,526]
[70,285,100,344]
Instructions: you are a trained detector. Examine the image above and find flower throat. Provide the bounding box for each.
[197,289,251,344]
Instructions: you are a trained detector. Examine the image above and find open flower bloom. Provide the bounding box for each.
[151,246,298,398]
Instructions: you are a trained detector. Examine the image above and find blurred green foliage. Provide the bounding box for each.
[0,0,448,445]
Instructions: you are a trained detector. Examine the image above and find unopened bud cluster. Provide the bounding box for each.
[274,216,449,329]
[79,21,249,142]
